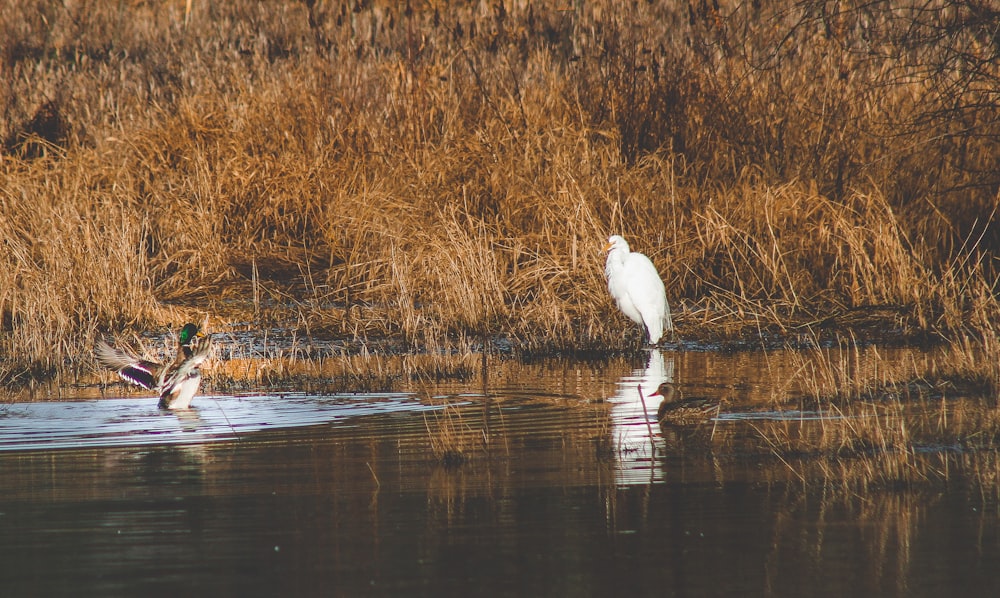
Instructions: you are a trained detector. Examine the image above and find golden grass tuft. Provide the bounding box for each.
[424,404,482,467]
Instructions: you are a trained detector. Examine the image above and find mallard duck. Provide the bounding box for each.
[95,323,212,409]
[649,382,719,424]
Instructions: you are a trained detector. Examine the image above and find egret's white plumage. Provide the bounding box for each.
[604,235,673,344]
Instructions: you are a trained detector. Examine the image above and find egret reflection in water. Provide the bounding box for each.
[610,349,672,484]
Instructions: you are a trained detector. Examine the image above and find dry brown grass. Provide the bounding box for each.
[1,1,998,376]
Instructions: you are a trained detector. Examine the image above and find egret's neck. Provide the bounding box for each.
[606,247,628,267]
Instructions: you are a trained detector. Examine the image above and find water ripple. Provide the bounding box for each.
[0,393,439,452]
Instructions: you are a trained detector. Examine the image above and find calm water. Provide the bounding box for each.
[2,348,999,596]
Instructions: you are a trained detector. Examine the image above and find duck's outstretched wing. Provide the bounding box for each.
[95,340,161,390]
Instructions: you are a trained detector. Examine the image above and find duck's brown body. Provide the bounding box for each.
[650,382,719,424]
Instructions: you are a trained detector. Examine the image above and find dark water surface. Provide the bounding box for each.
[2,349,1000,596]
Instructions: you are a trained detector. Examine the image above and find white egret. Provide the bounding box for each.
[604,234,673,345]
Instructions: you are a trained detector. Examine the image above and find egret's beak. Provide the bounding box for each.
[603,240,614,252]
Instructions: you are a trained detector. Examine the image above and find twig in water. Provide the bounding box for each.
[212,396,241,442]
[637,384,657,459]
[747,421,805,484]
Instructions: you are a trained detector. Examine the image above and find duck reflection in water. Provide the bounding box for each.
[173,408,206,433]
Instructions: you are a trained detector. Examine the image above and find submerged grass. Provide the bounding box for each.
[724,332,1000,492]
[1,0,997,374]
[424,405,480,467]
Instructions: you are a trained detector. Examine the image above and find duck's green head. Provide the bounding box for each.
[178,323,201,345]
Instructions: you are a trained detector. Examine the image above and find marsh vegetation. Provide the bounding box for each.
[1,1,999,479]
[2,0,998,357]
